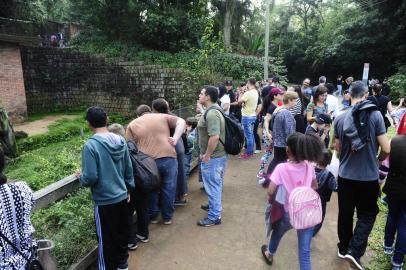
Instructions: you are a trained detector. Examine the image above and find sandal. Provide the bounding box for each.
[261,245,273,265]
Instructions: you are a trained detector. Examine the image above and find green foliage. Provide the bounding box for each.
[71,32,200,70]
[245,34,265,56]
[208,53,287,82]
[388,73,406,102]
[68,0,206,52]
[72,31,288,85]
[32,189,96,270]
[262,0,406,82]
[17,117,88,153]
[6,136,85,191]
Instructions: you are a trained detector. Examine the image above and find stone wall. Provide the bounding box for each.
[0,42,27,122]
[20,46,186,116]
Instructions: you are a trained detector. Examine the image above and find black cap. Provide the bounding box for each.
[271,76,280,83]
[225,80,233,86]
[315,113,332,125]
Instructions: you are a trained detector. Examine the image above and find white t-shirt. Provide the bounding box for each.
[326,94,339,118]
[220,94,231,115]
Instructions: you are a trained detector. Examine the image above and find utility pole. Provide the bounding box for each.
[264,0,271,80]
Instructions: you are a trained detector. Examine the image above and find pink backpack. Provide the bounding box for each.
[286,164,322,230]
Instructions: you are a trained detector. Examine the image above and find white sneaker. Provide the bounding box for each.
[254,150,261,154]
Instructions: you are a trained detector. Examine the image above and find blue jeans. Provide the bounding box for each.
[242,116,256,155]
[268,213,314,270]
[149,157,178,221]
[384,199,406,265]
[184,153,192,193]
[201,155,227,221]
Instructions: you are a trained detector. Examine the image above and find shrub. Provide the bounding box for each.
[388,73,406,102]
[207,52,287,82]
[71,32,289,84]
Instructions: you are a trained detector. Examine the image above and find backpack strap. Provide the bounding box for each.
[203,106,225,121]
[203,106,226,147]
[126,140,139,154]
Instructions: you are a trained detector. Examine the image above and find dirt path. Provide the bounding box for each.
[127,155,359,270]
[13,115,78,136]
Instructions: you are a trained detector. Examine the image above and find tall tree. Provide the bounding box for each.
[223,0,236,49]
[211,0,251,50]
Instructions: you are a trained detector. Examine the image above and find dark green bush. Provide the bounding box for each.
[207,53,288,82]
[388,73,406,102]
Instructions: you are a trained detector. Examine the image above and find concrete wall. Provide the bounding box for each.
[20,46,186,117]
[0,42,27,122]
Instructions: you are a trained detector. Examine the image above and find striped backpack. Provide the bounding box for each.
[287,164,322,230]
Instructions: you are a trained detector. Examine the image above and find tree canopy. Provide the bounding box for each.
[2,0,405,82]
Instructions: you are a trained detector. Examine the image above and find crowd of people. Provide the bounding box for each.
[0,75,405,270]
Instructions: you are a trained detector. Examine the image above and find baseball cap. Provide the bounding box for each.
[315,113,332,125]
[269,87,284,97]
[225,80,233,86]
[271,76,280,83]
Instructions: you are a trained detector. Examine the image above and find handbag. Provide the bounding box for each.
[0,231,44,270]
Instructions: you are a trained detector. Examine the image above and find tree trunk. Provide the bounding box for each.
[223,0,236,49]
[0,108,18,158]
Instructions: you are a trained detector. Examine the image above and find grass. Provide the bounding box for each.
[27,110,85,122]
[32,189,97,270]
[367,201,392,270]
[6,115,132,269]
[6,135,87,190]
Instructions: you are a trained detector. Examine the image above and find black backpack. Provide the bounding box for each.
[127,140,161,193]
[204,107,245,155]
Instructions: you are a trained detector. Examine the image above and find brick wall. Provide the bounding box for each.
[0,42,27,122]
[20,46,187,117]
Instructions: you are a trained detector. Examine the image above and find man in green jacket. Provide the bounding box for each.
[77,106,134,270]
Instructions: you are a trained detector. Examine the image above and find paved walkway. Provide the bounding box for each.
[128,155,355,270]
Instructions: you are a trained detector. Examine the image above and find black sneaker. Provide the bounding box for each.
[174,199,187,206]
[392,263,404,270]
[344,253,364,270]
[383,242,394,255]
[201,204,209,211]
[337,243,347,259]
[127,243,138,251]
[337,249,346,259]
[118,263,129,270]
[136,234,149,243]
[197,217,221,227]
[150,217,158,224]
[391,258,404,270]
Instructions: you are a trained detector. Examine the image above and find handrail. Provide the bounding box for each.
[29,105,199,269]
[32,158,198,269]
[33,174,80,212]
